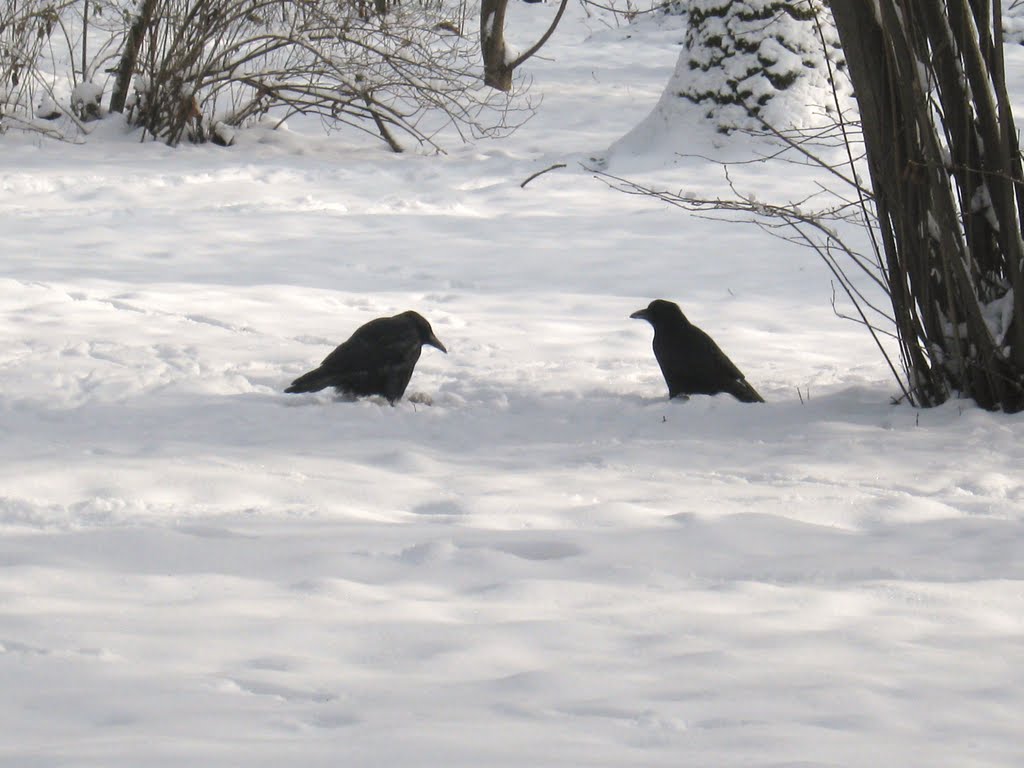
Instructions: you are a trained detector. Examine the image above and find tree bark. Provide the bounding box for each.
[828,0,1024,411]
[480,0,513,91]
[480,0,568,92]
[109,0,160,114]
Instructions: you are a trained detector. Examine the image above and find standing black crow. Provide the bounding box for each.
[630,299,764,403]
[285,310,447,404]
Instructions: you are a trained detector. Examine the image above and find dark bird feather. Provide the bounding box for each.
[286,310,447,404]
[630,299,764,403]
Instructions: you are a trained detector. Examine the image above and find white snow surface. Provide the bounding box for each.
[2,4,1024,767]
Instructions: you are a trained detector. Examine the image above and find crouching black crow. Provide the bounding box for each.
[286,310,447,404]
[630,299,764,403]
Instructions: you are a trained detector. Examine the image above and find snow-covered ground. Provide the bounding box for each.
[2,4,1023,767]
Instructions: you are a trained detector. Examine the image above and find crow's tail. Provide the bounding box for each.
[730,379,765,404]
[285,366,332,394]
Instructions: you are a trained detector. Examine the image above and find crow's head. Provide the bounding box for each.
[630,299,688,328]
[405,311,448,353]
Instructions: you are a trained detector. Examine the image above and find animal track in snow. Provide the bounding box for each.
[221,677,336,704]
[491,540,583,561]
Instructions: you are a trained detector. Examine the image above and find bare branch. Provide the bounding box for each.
[508,0,570,70]
[520,163,567,188]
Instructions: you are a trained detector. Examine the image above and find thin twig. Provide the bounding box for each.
[521,163,567,188]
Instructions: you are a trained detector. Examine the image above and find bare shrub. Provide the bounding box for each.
[0,0,69,125]
[115,0,526,148]
[2,0,125,135]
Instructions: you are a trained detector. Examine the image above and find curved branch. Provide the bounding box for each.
[508,0,569,70]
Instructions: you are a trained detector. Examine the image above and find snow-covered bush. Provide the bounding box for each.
[71,81,103,121]
[0,1,68,125]
[676,0,850,134]
[2,0,522,148]
[1,0,123,135]
[115,0,522,149]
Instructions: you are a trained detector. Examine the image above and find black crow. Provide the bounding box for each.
[630,299,764,403]
[285,310,447,404]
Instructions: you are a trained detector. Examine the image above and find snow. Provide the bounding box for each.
[649,0,852,136]
[972,182,1002,233]
[71,82,104,106]
[2,3,1024,767]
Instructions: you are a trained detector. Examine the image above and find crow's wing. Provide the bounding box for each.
[654,324,752,399]
[692,326,746,381]
[694,327,764,401]
[320,316,413,371]
[317,315,422,400]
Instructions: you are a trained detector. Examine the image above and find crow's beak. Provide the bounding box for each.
[427,334,448,354]
[630,309,650,321]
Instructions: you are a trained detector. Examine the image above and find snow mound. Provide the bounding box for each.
[609,0,853,166]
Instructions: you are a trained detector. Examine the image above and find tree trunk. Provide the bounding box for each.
[109,0,159,114]
[480,0,513,91]
[827,0,1024,411]
[480,0,569,92]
